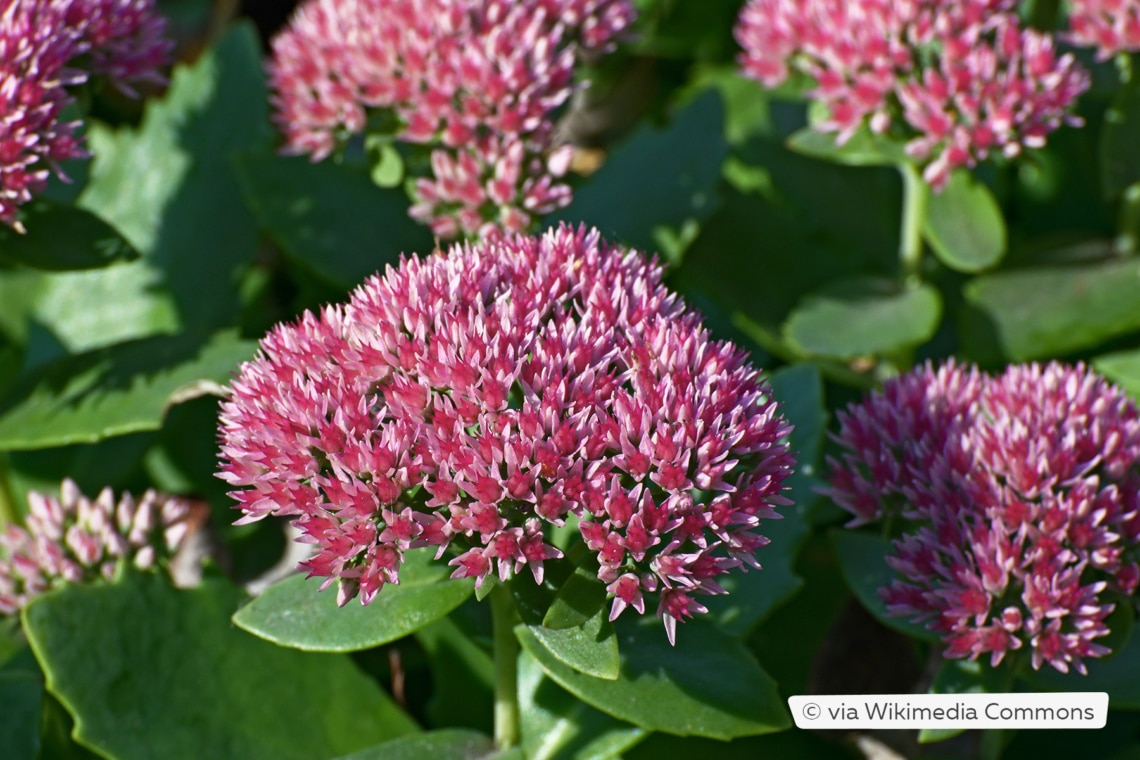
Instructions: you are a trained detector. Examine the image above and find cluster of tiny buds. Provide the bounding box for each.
[734,0,1090,188]
[218,224,795,643]
[824,360,1140,674]
[268,0,635,239]
[0,0,171,230]
[0,479,193,614]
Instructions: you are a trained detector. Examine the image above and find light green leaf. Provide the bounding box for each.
[784,277,941,360]
[518,650,646,760]
[523,606,620,681]
[233,547,475,652]
[786,126,909,167]
[517,616,790,739]
[964,256,1140,361]
[830,529,940,642]
[0,330,255,450]
[0,200,138,271]
[542,555,607,630]
[1095,348,1140,400]
[552,90,727,258]
[924,170,1006,273]
[22,572,418,760]
[333,730,499,760]
[237,152,432,290]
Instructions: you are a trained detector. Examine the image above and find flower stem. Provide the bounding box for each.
[898,162,929,283]
[0,455,16,528]
[490,583,520,750]
[1117,182,1140,255]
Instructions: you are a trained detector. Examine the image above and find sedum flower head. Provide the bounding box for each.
[0,479,193,614]
[268,0,635,239]
[0,0,171,230]
[218,224,794,643]
[734,0,1090,188]
[1066,0,1140,59]
[825,361,1140,674]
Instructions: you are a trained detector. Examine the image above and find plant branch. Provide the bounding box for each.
[490,582,521,750]
[898,162,929,283]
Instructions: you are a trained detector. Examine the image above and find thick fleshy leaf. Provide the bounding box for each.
[783,277,941,359]
[1094,349,1140,400]
[517,616,790,739]
[963,257,1140,361]
[542,555,607,630]
[233,547,475,652]
[333,730,499,760]
[923,170,1006,273]
[786,126,909,167]
[918,659,1014,744]
[551,90,726,258]
[22,572,418,760]
[0,672,41,760]
[1100,70,1140,199]
[523,607,620,681]
[0,330,255,450]
[415,615,495,732]
[236,152,432,290]
[0,201,138,271]
[518,650,646,760]
[37,23,270,352]
[830,529,940,642]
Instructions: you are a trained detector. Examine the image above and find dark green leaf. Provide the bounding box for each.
[0,672,41,760]
[783,277,941,359]
[552,90,727,257]
[518,650,646,760]
[0,330,255,450]
[1100,70,1140,199]
[924,170,1007,273]
[517,616,790,739]
[786,126,909,167]
[332,730,497,760]
[830,529,940,642]
[0,201,138,271]
[415,615,495,732]
[523,606,620,681]
[237,152,432,290]
[543,555,607,630]
[918,659,1013,743]
[233,547,475,652]
[769,362,827,510]
[22,572,418,760]
[1022,626,1140,708]
[963,257,1140,360]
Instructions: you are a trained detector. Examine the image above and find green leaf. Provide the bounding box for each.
[918,659,1013,744]
[0,200,138,271]
[923,170,1007,273]
[1100,69,1140,199]
[783,277,941,360]
[332,730,498,760]
[963,257,1140,361]
[237,152,433,290]
[518,650,646,760]
[543,554,607,630]
[369,142,406,189]
[0,672,42,760]
[786,126,909,167]
[517,616,790,739]
[22,572,418,760]
[1095,348,1140,400]
[0,330,255,450]
[523,606,620,681]
[233,547,475,652]
[415,615,495,732]
[552,90,727,257]
[42,23,271,352]
[830,529,940,642]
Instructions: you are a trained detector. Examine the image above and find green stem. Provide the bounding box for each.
[898,162,929,283]
[490,583,520,750]
[1117,183,1140,255]
[0,455,16,528]
[1028,0,1060,31]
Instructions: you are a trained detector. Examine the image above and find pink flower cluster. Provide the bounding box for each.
[218,225,794,643]
[734,0,1090,188]
[0,479,192,614]
[0,0,170,230]
[1066,0,1140,59]
[268,0,635,239]
[824,361,1140,674]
